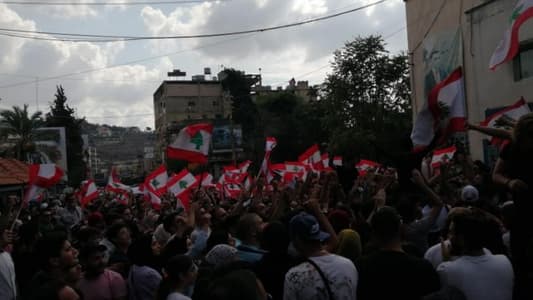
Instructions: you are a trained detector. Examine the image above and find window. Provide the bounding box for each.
[514,41,533,81]
[212,100,219,106]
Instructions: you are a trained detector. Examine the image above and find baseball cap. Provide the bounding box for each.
[461,185,479,203]
[289,212,330,242]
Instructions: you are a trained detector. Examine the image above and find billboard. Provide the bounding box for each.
[211,124,243,152]
[29,127,68,179]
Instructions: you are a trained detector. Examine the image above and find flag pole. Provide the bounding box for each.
[11,186,27,231]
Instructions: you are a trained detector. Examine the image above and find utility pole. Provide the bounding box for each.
[35,77,39,111]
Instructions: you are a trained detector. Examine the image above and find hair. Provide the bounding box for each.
[371,206,401,244]
[106,222,128,241]
[206,269,261,300]
[513,113,533,143]
[128,234,155,266]
[156,255,193,300]
[35,231,69,270]
[452,211,485,251]
[205,229,230,254]
[260,221,289,254]
[235,213,260,242]
[162,212,180,232]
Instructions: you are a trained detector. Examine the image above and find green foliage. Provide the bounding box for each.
[0,104,44,160]
[45,86,86,187]
[256,92,327,162]
[321,35,412,163]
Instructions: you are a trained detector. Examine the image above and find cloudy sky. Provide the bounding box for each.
[0,0,407,129]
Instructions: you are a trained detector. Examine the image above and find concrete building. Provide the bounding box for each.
[153,77,232,161]
[252,79,319,103]
[405,0,533,164]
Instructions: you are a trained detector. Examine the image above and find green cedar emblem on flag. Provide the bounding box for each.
[179,181,188,189]
[190,132,203,150]
[511,4,524,23]
[151,178,160,188]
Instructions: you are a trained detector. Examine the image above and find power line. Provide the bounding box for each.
[0,0,389,43]
[0,0,224,6]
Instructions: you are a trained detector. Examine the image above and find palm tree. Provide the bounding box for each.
[0,104,43,161]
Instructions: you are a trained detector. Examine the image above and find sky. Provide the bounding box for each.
[0,0,407,129]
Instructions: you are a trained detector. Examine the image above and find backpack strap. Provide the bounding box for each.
[306,258,335,300]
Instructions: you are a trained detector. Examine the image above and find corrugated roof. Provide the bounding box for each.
[0,158,28,186]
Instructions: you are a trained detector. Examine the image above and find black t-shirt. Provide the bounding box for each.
[355,250,440,300]
[500,142,533,188]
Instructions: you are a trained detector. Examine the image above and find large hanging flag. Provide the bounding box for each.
[80,180,99,207]
[144,165,168,197]
[356,160,381,176]
[411,67,466,151]
[167,169,198,198]
[481,97,531,128]
[167,123,213,164]
[490,0,533,70]
[24,164,64,202]
[431,146,457,168]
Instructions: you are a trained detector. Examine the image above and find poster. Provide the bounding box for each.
[422,29,463,99]
[211,124,243,151]
[30,127,68,178]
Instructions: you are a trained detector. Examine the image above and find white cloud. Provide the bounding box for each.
[292,0,328,16]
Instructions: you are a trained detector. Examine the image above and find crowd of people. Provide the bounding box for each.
[0,113,532,300]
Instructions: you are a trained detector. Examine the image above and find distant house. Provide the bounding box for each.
[97,126,113,137]
[0,158,28,193]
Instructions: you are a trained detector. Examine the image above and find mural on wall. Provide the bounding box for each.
[30,127,68,179]
[422,28,468,151]
[422,29,463,99]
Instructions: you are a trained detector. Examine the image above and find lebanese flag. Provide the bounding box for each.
[481,97,531,128]
[80,180,98,207]
[24,164,64,203]
[333,156,343,167]
[238,160,252,173]
[28,164,64,188]
[106,168,131,194]
[196,173,214,187]
[431,146,457,168]
[356,160,381,176]
[321,153,330,168]
[224,182,242,199]
[260,137,277,182]
[167,169,198,198]
[144,165,168,197]
[411,67,466,151]
[167,123,213,164]
[490,0,533,70]
[299,144,321,165]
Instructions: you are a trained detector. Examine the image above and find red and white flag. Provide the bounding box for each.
[80,180,98,207]
[260,137,277,182]
[24,164,64,202]
[144,165,168,197]
[431,146,457,168]
[106,168,131,194]
[167,169,198,198]
[167,123,213,164]
[299,144,321,166]
[321,153,330,168]
[238,160,252,173]
[490,0,533,70]
[224,182,242,199]
[411,67,466,151]
[356,160,381,176]
[196,173,214,187]
[481,97,531,128]
[333,156,343,167]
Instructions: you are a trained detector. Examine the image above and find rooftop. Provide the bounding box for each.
[0,158,28,186]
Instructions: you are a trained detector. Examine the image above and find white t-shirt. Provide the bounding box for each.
[166,292,191,300]
[284,254,358,300]
[437,254,514,300]
[424,240,492,269]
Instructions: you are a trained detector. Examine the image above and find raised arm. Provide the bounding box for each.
[466,123,512,140]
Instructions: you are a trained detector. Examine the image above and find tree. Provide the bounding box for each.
[220,69,260,155]
[0,104,44,160]
[256,92,327,162]
[46,86,86,187]
[321,35,412,164]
